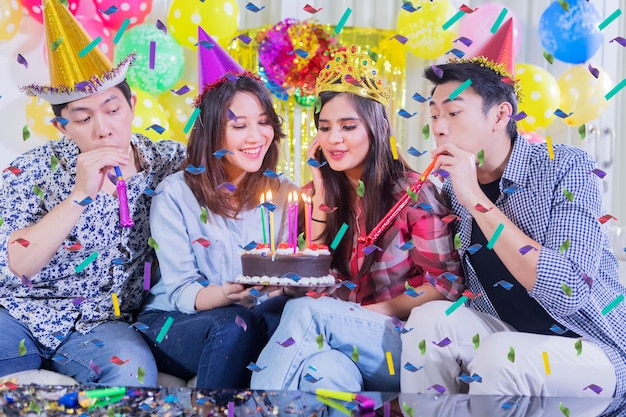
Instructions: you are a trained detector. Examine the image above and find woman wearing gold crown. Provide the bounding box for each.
[0,0,185,386]
[251,45,462,396]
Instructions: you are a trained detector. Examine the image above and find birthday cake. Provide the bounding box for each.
[235,243,335,287]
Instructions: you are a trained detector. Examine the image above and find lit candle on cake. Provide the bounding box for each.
[303,193,312,248]
[267,190,275,252]
[292,191,299,253]
[259,193,267,244]
[287,191,293,250]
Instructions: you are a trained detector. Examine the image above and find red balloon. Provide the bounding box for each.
[21,0,80,24]
[92,0,153,30]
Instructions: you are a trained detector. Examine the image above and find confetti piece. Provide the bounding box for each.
[454,36,473,47]
[290,48,309,59]
[19,339,27,356]
[234,34,252,44]
[334,8,352,34]
[583,384,603,394]
[397,109,417,119]
[476,149,485,167]
[386,351,394,375]
[318,204,337,214]
[427,384,447,394]
[598,9,622,31]
[510,111,527,121]
[449,79,472,100]
[33,184,45,200]
[390,34,409,44]
[4,166,22,175]
[303,4,322,13]
[403,362,423,372]
[543,50,554,64]
[192,237,211,248]
[550,324,568,335]
[247,362,268,373]
[146,124,165,135]
[20,275,32,289]
[349,345,359,363]
[490,7,508,33]
[610,36,626,46]
[465,243,482,255]
[197,39,215,49]
[446,48,465,58]
[213,148,234,158]
[148,236,159,250]
[12,237,31,247]
[245,1,265,12]
[154,19,167,34]
[519,244,538,255]
[170,85,190,96]
[110,356,128,365]
[75,252,98,273]
[184,107,201,134]
[316,333,324,349]
[234,314,248,331]
[542,351,551,375]
[185,164,206,175]
[431,65,444,80]
[599,214,618,224]
[445,295,468,316]
[98,5,118,15]
[442,10,465,31]
[507,347,515,363]
[303,373,322,383]
[421,124,431,140]
[389,135,398,159]
[156,316,174,343]
[396,240,415,251]
[417,339,426,355]
[559,239,571,254]
[602,294,624,315]
[276,337,295,347]
[587,63,600,79]
[402,402,415,417]
[401,2,420,12]
[79,37,101,58]
[576,124,587,140]
[546,135,555,159]
[307,157,327,168]
[501,400,519,410]
[453,232,461,250]
[17,54,28,69]
[23,125,31,141]
[148,41,156,69]
[590,168,606,179]
[51,36,63,51]
[486,224,504,250]
[554,108,573,118]
[574,339,583,356]
[459,373,482,384]
[362,244,382,255]
[330,223,349,250]
[472,333,480,349]
[111,292,121,316]
[113,18,130,44]
[411,92,431,103]
[605,78,626,101]
[367,49,379,62]
[433,337,452,348]
[562,188,574,202]
[199,206,208,224]
[559,402,571,417]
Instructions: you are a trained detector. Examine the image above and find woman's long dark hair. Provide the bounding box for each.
[184,75,285,218]
[314,92,414,278]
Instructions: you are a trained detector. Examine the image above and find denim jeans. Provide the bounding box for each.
[0,307,158,386]
[250,296,401,394]
[137,295,288,389]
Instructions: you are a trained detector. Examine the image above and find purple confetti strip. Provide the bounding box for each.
[362,244,383,255]
[582,273,593,287]
[277,337,296,347]
[72,297,86,306]
[390,34,409,44]
[235,34,252,44]
[519,244,538,255]
[227,109,238,121]
[235,314,248,331]
[433,337,452,347]
[156,19,167,34]
[583,384,603,394]
[427,384,447,394]
[431,65,444,79]
[510,110,527,121]
[217,182,238,192]
[21,275,33,289]
[170,85,191,95]
[17,54,28,69]
[143,262,151,290]
[590,168,607,178]
[454,36,473,47]
[149,41,156,69]
[610,36,626,46]
[588,63,600,79]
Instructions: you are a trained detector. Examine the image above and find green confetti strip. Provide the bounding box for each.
[472,333,480,349]
[200,206,208,224]
[75,251,98,274]
[0,217,4,227]
[113,18,130,44]
[148,236,159,251]
[51,36,63,51]
[407,187,418,202]
[486,223,504,250]
[454,232,461,250]
[422,124,430,140]
[330,223,349,250]
[559,239,571,254]
[490,7,508,33]
[314,96,321,114]
[445,295,468,316]
[543,50,554,64]
[507,346,515,363]
[558,0,570,11]
[79,36,102,58]
[442,10,465,31]
[155,316,174,343]
[60,0,68,6]
[402,402,415,417]
[316,333,324,349]
[33,185,44,200]
[351,345,359,363]
[476,149,485,167]
[418,339,426,355]
[563,188,575,202]
[449,79,472,100]
[561,282,573,297]
[574,339,582,356]
[559,402,571,417]
[28,400,41,414]
[578,124,586,140]
[50,155,59,172]
[183,107,201,134]
[19,339,26,356]
[367,49,378,62]
[334,8,352,34]
[604,78,626,101]
[601,294,624,315]
[297,232,306,251]
[357,180,365,197]
[22,125,30,141]
[137,367,145,384]
[598,9,622,31]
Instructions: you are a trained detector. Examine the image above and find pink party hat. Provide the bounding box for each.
[198,26,244,88]
[468,17,515,77]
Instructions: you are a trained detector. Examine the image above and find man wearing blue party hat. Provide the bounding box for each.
[401,18,625,399]
[0,0,185,386]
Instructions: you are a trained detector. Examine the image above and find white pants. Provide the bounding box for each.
[400,301,616,397]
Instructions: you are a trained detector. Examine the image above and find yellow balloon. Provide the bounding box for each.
[557,64,613,126]
[25,96,63,140]
[396,0,457,60]
[0,0,21,41]
[167,0,240,49]
[158,80,198,145]
[515,63,561,132]
[132,89,171,142]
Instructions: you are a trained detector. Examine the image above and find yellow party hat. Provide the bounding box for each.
[20,0,134,105]
[315,44,391,107]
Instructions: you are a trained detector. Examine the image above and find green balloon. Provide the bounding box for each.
[114,23,184,95]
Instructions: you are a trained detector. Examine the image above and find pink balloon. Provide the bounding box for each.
[21,0,80,24]
[457,3,522,57]
[92,0,153,30]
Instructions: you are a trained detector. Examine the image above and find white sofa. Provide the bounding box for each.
[3,226,626,388]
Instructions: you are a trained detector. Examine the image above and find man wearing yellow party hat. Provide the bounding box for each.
[0,0,185,386]
[401,18,624,399]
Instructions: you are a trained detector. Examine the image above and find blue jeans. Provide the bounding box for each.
[250,296,401,394]
[0,307,157,386]
[137,295,288,389]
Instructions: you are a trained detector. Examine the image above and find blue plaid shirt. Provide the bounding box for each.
[444,135,626,396]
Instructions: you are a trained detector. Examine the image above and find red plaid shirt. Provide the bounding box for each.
[333,172,463,305]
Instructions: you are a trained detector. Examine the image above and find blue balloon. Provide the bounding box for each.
[538,0,603,64]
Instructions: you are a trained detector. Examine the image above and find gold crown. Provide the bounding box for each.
[449,56,523,100]
[315,45,391,107]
